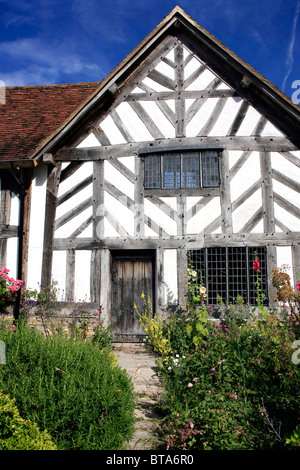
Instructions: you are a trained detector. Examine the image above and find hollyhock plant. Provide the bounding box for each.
[252,257,261,273]
[0,266,23,310]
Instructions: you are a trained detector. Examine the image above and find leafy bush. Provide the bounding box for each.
[0,322,135,450]
[138,263,300,450]
[0,390,56,450]
[156,312,300,450]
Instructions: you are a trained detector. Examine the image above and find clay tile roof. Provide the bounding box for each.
[0,82,101,161]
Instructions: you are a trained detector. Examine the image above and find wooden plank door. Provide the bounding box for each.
[111,251,155,341]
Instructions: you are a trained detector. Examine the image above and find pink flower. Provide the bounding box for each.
[252,258,261,273]
[187,383,193,388]
[296,282,300,291]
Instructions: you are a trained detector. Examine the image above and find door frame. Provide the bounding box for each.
[109,249,157,341]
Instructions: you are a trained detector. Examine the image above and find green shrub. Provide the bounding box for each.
[154,311,300,450]
[0,322,135,450]
[0,390,56,450]
[286,426,300,448]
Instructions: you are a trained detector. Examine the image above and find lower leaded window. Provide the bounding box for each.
[189,246,268,306]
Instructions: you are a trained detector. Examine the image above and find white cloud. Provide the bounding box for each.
[0,37,103,85]
[282,0,300,92]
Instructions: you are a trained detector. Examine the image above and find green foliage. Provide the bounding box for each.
[135,293,172,359]
[156,311,300,450]
[139,260,300,450]
[0,390,56,450]
[0,322,135,450]
[286,426,300,448]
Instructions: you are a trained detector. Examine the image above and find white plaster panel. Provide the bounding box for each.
[142,76,172,92]
[155,61,174,80]
[274,204,300,232]
[236,106,262,135]
[228,150,244,170]
[230,152,261,201]
[27,165,47,290]
[100,115,127,145]
[163,249,178,305]
[182,45,190,60]
[140,101,175,138]
[144,225,158,237]
[119,156,135,173]
[271,152,300,182]
[6,238,18,279]
[232,189,262,233]
[216,81,231,90]
[165,48,175,62]
[52,250,66,300]
[115,102,153,140]
[209,97,244,136]
[104,160,134,199]
[56,184,93,220]
[186,196,203,211]
[75,250,91,302]
[159,197,178,212]
[186,197,221,234]
[165,100,175,112]
[276,246,294,285]
[250,218,264,233]
[273,180,300,208]
[186,67,216,91]
[77,222,93,238]
[9,192,19,226]
[77,132,100,148]
[261,121,284,137]
[184,56,201,79]
[55,207,93,238]
[144,198,177,235]
[104,192,134,237]
[131,86,145,94]
[58,162,93,198]
[104,218,121,238]
[186,98,218,137]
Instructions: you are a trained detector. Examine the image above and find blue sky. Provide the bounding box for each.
[0,0,299,101]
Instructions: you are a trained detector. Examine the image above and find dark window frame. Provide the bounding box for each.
[140,146,222,194]
[189,246,268,306]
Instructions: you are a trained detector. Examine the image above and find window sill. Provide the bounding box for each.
[144,187,220,197]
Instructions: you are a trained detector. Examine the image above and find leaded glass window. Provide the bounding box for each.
[189,246,268,306]
[144,149,220,190]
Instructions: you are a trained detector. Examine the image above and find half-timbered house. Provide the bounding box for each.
[1,7,300,339]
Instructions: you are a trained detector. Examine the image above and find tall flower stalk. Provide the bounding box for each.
[252,253,267,317]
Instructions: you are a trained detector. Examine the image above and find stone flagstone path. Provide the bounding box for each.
[113,343,163,450]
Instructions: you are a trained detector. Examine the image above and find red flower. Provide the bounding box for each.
[296,282,300,291]
[252,257,261,273]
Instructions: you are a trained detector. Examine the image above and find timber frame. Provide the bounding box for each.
[0,7,300,330]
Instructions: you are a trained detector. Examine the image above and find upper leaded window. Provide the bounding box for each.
[144,150,220,190]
